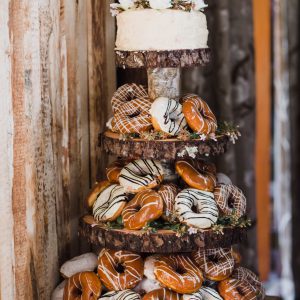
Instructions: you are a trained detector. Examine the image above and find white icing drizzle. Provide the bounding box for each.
[183,287,223,300]
[98,249,143,291]
[100,290,141,300]
[119,159,164,193]
[150,97,187,136]
[175,188,218,229]
[93,184,127,222]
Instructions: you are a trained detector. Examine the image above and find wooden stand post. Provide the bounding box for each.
[147,68,181,100]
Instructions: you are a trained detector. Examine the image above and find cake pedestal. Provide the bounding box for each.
[147,68,181,100]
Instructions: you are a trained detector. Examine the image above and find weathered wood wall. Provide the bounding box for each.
[0,0,115,299]
[288,0,300,297]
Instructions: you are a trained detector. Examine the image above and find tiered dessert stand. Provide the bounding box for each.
[79,48,248,254]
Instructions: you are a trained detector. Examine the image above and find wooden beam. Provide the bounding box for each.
[253,0,272,280]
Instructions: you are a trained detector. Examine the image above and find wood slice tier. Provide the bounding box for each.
[79,215,247,253]
[99,131,230,160]
[115,48,211,68]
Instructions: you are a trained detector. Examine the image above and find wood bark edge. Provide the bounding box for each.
[99,131,230,160]
[79,215,247,253]
[115,48,211,68]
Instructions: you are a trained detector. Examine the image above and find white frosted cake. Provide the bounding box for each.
[115,9,209,51]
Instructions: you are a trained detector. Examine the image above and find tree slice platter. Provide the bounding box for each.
[99,131,230,160]
[79,215,247,253]
[115,48,211,69]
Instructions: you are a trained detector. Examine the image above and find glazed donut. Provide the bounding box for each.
[106,159,131,183]
[181,94,217,135]
[111,83,150,114]
[150,97,187,136]
[63,272,102,300]
[175,189,219,229]
[182,287,223,300]
[158,184,179,221]
[218,278,257,300]
[232,267,265,299]
[93,184,128,222]
[85,180,111,210]
[119,159,164,193]
[111,109,152,134]
[111,84,152,134]
[175,160,217,192]
[98,249,144,291]
[154,255,204,294]
[192,248,235,281]
[213,184,247,218]
[122,189,163,230]
[101,290,141,300]
[142,289,181,300]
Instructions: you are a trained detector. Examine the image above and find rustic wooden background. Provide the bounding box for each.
[0,0,115,299]
[1,0,300,299]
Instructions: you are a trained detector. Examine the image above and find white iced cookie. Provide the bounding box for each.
[183,287,223,300]
[93,184,128,221]
[150,97,187,136]
[51,280,66,300]
[175,189,218,229]
[217,173,232,185]
[119,159,164,193]
[101,290,141,300]
[60,253,98,278]
[134,278,161,294]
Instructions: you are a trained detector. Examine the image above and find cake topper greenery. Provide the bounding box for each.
[110,0,208,16]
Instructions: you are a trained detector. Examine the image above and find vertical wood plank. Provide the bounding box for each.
[0,1,15,298]
[88,0,116,184]
[273,0,295,297]
[253,0,271,280]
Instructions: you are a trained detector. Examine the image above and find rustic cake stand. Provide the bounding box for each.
[79,48,249,257]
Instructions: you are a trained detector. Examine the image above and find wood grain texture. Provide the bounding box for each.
[88,0,115,182]
[253,0,272,281]
[115,48,211,68]
[0,1,15,298]
[289,0,300,296]
[147,68,181,100]
[100,131,230,160]
[273,0,295,297]
[0,0,115,298]
[79,215,247,253]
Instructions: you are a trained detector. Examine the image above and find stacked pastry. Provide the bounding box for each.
[86,157,246,232]
[107,83,217,139]
[60,248,265,300]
